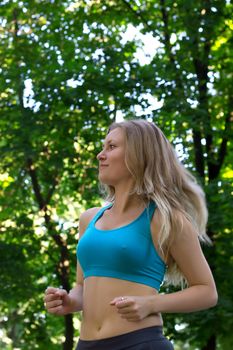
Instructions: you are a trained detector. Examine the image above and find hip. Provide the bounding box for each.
[76,326,174,350]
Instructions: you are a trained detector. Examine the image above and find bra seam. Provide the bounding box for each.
[93,201,156,233]
[87,204,113,230]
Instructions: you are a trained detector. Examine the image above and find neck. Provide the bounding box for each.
[111,182,145,214]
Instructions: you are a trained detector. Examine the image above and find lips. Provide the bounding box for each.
[99,164,109,170]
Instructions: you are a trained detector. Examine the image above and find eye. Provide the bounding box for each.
[109,144,116,150]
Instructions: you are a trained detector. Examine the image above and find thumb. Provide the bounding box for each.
[110,298,117,305]
[55,288,68,299]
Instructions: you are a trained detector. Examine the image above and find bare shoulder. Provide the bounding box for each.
[79,207,101,236]
[80,207,101,223]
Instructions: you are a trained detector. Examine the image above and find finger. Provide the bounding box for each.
[46,299,63,309]
[110,296,127,305]
[54,289,67,298]
[44,293,62,303]
[47,297,63,305]
[48,305,63,315]
[110,296,131,306]
[115,299,133,309]
[110,298,118,305]
[45,287,59,295]
[45,295,62,305]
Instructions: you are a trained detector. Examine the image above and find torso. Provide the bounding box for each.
[80,277,163,340]
[79,204,164,340]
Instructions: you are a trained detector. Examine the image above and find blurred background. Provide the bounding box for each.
[0,0,232,349]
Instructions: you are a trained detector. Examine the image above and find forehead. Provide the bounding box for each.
[104,127,125,143]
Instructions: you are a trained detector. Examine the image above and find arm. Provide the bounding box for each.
[149,212,218,313]
[64,208,89,313]
[66,262,84,312]
[44,207,100,315]
[44,280,83,316]
[111,211,218,321]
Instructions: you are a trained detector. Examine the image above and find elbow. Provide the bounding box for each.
[212,290,218,307]
[198,284,218,309]
[208,287,218,308]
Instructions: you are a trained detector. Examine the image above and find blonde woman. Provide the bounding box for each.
[44,119,217,350]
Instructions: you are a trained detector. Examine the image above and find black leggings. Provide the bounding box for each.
[76,326,174,350]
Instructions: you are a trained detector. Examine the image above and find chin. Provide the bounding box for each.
[98,175,115,187]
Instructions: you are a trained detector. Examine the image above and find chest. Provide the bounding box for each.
[94,209,145,231]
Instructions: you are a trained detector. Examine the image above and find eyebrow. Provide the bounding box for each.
[103,139,116,146]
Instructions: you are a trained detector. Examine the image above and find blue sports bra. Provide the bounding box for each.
[76,201,166,291]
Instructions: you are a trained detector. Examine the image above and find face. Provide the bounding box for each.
[97,127,132,186]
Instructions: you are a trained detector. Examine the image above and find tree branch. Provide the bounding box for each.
[26,158,45,210]
[159,0,174,61]
[12,8,25,111]
[121,0,154,32]
[191,2,212,181]
[45,175,60,204]
[208,105,232,180]
[159,0,183,90]
[192,129,205,178]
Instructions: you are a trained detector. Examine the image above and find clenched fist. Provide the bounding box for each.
[44,287,73,316]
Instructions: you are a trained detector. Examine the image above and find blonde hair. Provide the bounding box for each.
[100,119,210,286]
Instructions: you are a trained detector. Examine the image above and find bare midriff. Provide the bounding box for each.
[80,276,163,340]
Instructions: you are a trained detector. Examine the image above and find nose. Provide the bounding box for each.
[97,149,106,161]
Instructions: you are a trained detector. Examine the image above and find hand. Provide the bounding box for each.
[44,287,72,316]
[110,296,153,322]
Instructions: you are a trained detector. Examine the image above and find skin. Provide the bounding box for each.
[44,127,218,340]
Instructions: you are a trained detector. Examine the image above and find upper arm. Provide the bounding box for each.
[151,209,216,288]
[76,207,101,285]
[169,215,215,288]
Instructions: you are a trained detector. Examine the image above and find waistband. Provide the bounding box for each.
[77,326,166,350]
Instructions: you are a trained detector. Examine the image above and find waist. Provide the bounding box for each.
[80,276,163,340]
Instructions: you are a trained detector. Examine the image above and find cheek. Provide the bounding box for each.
[112,151,126,165]
[113,154,130,173]
[115,162,132,178]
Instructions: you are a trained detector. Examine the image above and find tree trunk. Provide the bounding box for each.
[26,158,74,350]
[63,313,74,350]
[202,335,216,350]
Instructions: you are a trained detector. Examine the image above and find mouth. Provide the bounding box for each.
[99,164,109,169]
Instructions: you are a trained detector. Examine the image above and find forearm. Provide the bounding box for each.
[150,285,218,314]
[68,284,83,312]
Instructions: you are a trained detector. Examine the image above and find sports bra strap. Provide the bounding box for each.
[148,200,157,220]
[90,203,113,226]
[88,201,156,229]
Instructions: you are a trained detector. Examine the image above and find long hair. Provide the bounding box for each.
[99,119,210,286]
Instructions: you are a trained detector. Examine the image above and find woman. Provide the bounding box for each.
[44,119,218,350]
